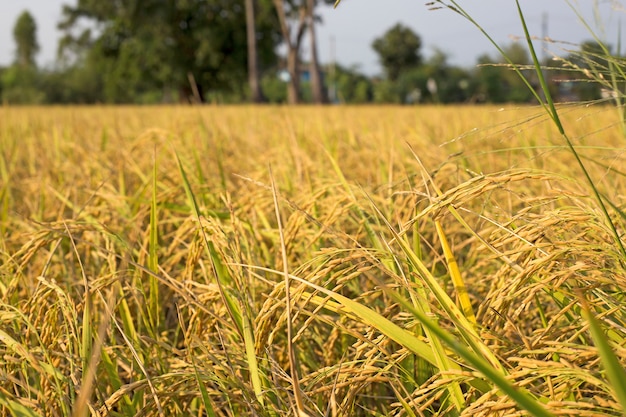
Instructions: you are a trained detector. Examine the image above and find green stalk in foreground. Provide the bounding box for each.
[148,153,161,333]
[287,271,554,417]
[175,152,266,409]
[240,261,552,416]
[510,0,626,261]
[580,293,626,413]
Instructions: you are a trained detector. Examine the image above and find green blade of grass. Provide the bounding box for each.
[0,395,44,417]
[68,227,93,389]
[148,153,161,333]
[242,264,443,369]
[432,0,626,261]
[580,293,626,413]
[73,288,117,417]
[516,0,626,261]
[174,151,243,331]
[364,192,505,373]
[438,0,551,116]
[175,151,266,407]
[386,237,465,412]
[63,222,98,417]
[376,279,554,417]
[116,284,140,352]
[192,359,218,417]
[100,291,165,417]
[325,149,386,255]
[389,383,419,417]
[276,270,553,417]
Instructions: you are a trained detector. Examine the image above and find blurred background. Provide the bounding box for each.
[0,0,623,104]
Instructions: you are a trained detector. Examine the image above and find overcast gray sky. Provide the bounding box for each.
[1,1,624,75]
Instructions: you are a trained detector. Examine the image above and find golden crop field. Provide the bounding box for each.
[1,105,625,416]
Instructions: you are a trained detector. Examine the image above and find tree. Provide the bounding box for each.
[272,0,308,104]
[306,0,334,104]
[2,11,44,104]
[372,23,422,81]
[332,64,372,103]
[474,42,534,103]
[1,66,46,104]
[272,0,333,104]
[562,40,609,101]
[245,0,264,102]
[499,42,533,102]
[58,0,280,103]
[474,53,507,102]
[13,11,39,68]
[397,50,473,104]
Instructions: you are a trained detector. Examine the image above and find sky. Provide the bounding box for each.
[0,0,624,75]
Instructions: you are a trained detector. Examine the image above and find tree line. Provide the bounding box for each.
[1,3,608,105]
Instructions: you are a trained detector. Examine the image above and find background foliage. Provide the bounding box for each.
[0,4,610,104]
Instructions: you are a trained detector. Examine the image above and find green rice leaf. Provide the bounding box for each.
[192,360,217,417]
[148,154,160,332]
[286,273,553,417]
[175,151,265,407]
[581,296,626,413]
[0,396,43,417]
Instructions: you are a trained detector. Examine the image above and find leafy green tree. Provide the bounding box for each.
[371,49,472,104]
[58,0,280,103]
[372,23,422,81]
[402,50,473,103]
[474,53,506,102]
[501,42,534,103]
[474,42,534,103]
[331,64,372,103]
[272,0,341,104]
[2,11,45,104]
[1,66,46,104]
[13,11,39,68]
[562,40,609,101]
[261,72,288,103]
[372,78,401,103]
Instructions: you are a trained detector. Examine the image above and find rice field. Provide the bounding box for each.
[1,104,625,416]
